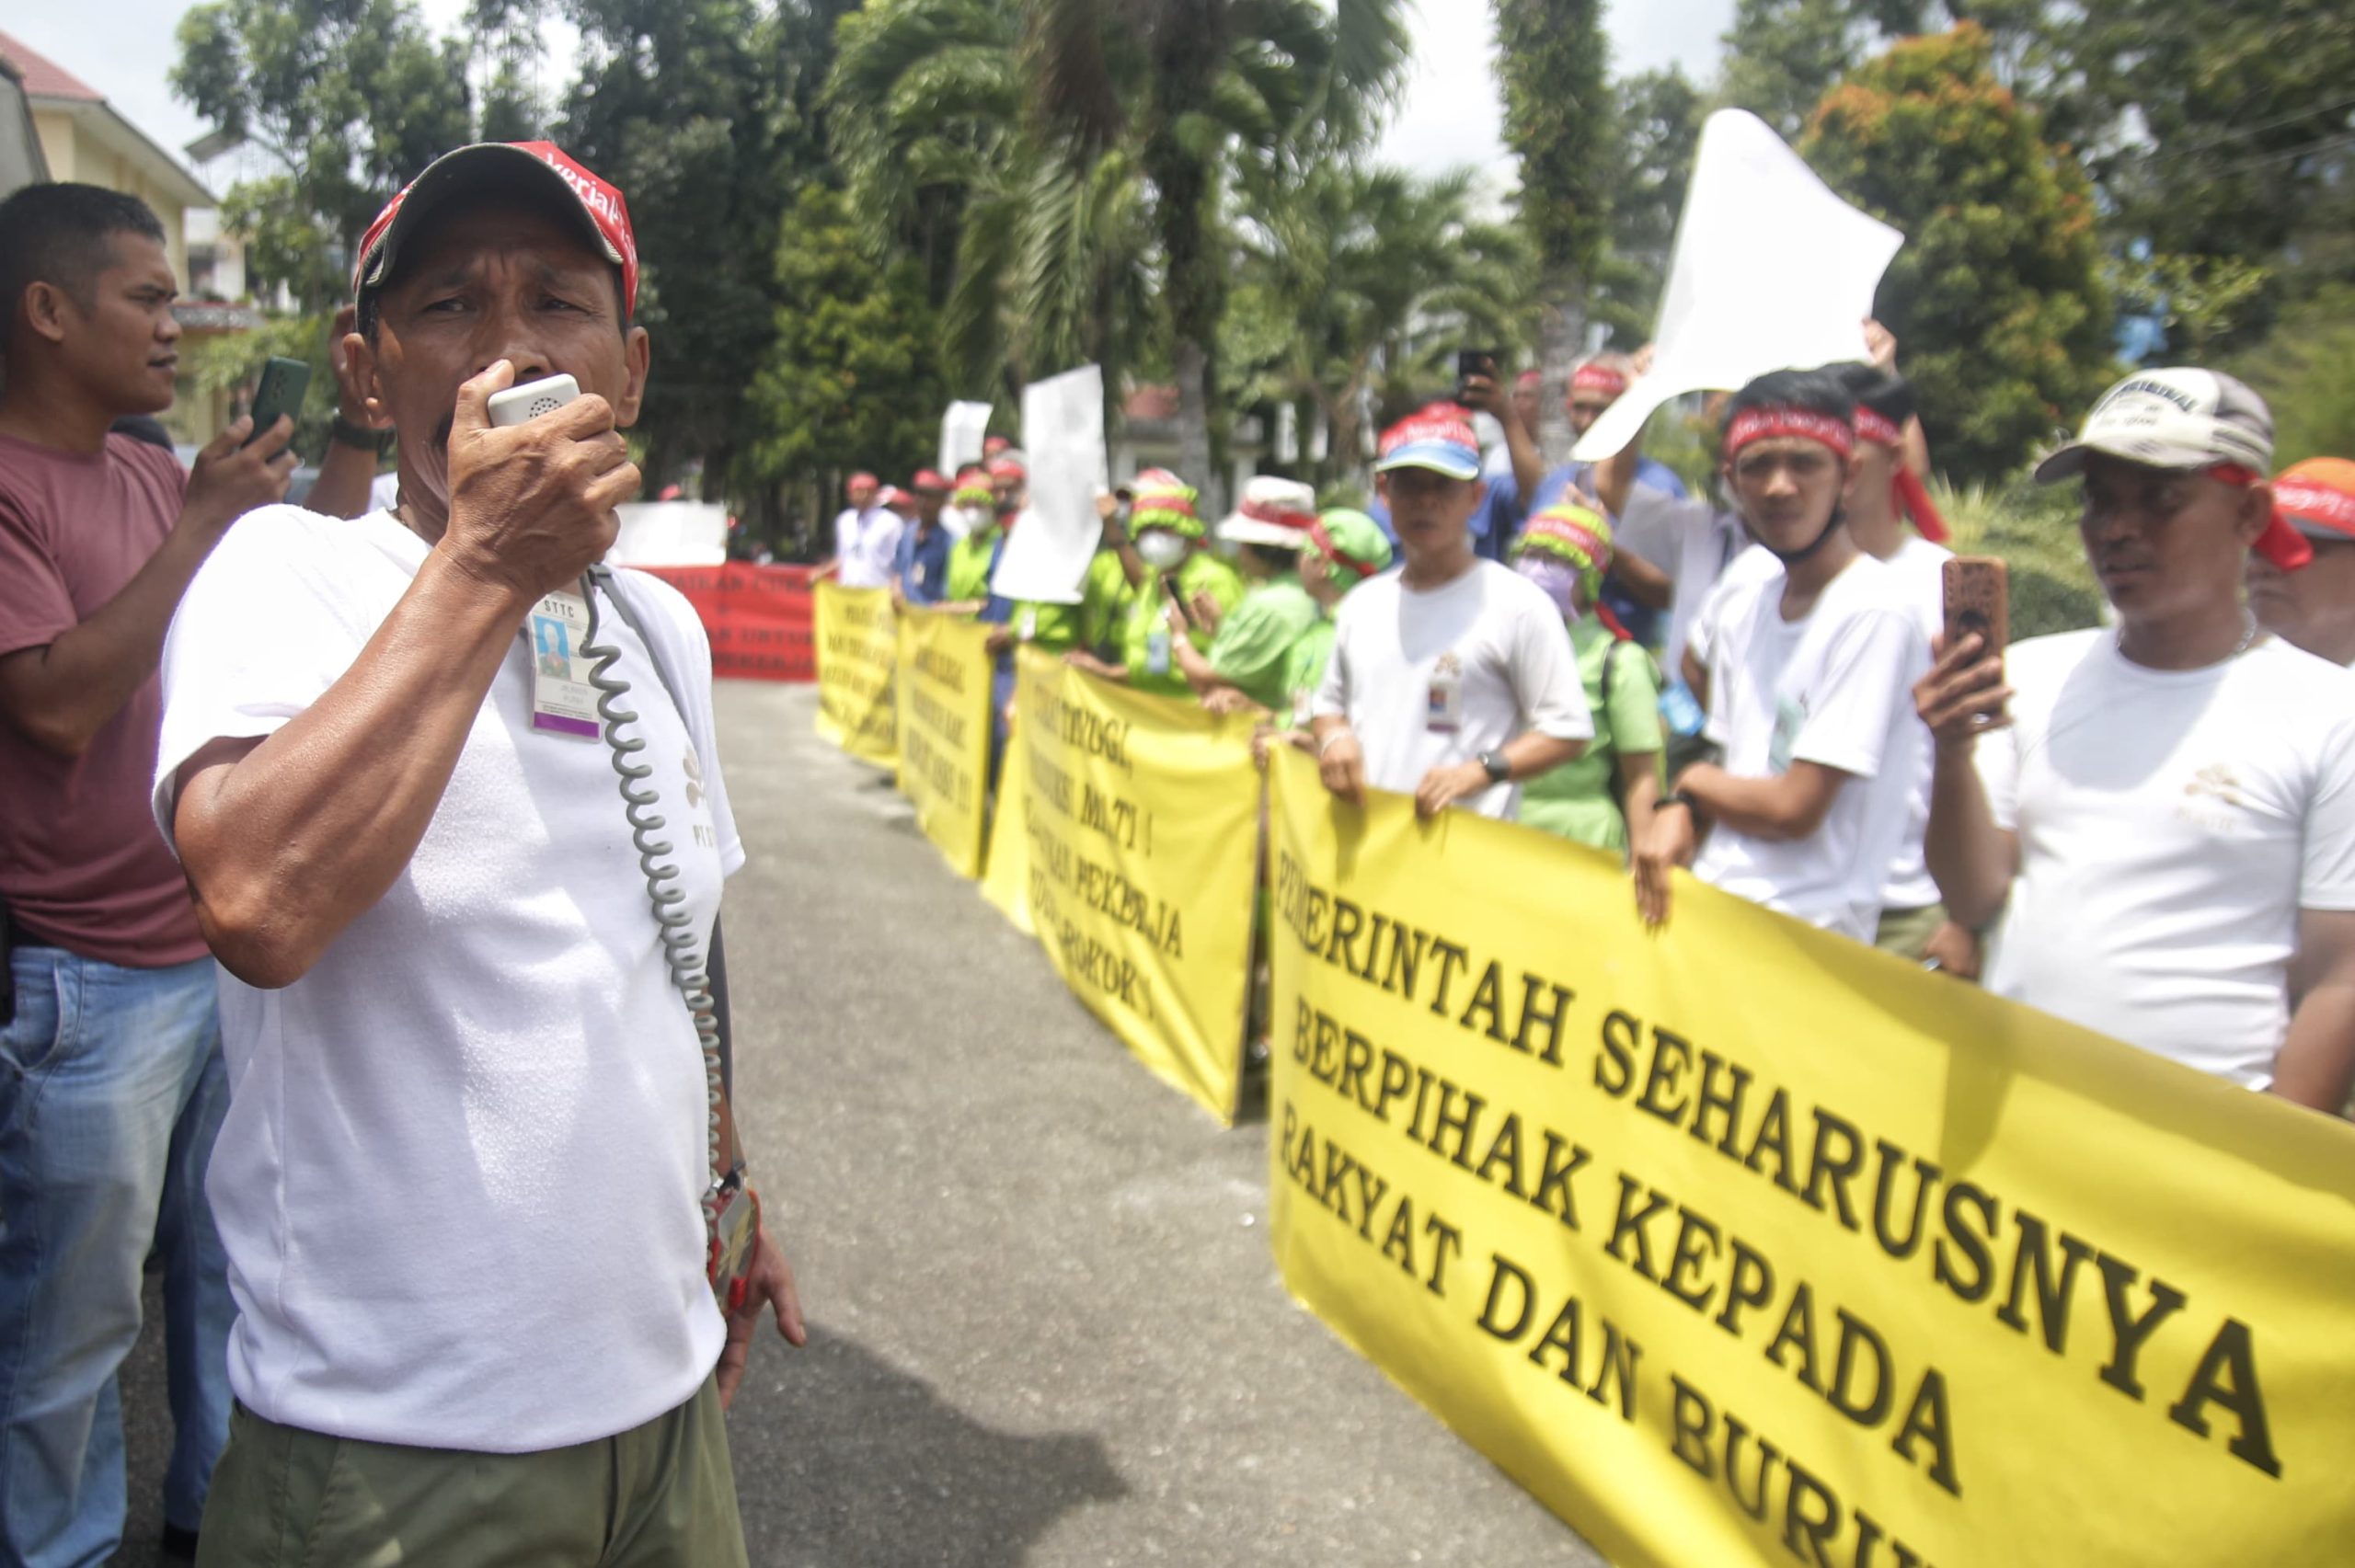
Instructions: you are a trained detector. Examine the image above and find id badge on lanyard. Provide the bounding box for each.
[1427,664,1465,734]
[1146,628,1173,676]
[528,590,600,739]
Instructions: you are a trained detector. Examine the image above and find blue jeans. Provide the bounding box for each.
[0,948,233,1567]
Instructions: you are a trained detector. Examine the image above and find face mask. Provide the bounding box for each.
[1136,531,1189,571]
[1515,554,1582,618]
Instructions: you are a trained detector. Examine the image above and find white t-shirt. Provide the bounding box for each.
[1689,535,1947,913]
[833,503,903,589]
[150,506,743,1452]
[1313,558,1593,819]
[1872,536,1950,910]
[1977,629,2355,1087]
[1684,543,1779,673]
[1614,483,1748,678]
[366,470,401,514]
[1692,553,1928,941]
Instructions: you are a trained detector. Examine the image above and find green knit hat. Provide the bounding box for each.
[1308,509,1395,587]
[1129,467,1204,540]
[1511,503,1614,602]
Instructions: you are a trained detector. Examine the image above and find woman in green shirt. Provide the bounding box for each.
[1069,469,1242,696]
[1202,507,1395,729]
[1174,478,1325,711]
[942,466,1004,610]
[1510,504,1664,856]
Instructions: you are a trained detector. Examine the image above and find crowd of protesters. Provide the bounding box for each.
[834,331,2355,1130]
[6,127,2355,1568]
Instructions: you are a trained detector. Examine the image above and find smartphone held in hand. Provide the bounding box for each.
[1942,555,2010,715]
[243,357,311,447]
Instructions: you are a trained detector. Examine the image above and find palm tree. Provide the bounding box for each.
[1225,163,1533,492]
[828,0,1410,506]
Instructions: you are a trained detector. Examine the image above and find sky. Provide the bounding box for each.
[7,0,1736,200]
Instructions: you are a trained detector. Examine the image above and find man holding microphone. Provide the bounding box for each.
[149,142,802,1562]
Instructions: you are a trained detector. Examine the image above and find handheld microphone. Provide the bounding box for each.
[487,373,580,429]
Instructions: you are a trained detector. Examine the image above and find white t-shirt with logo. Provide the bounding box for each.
[151,506,742,1452]
[1977,628,2355,1087]
[1692,553,1929,941]
[1313,559,1593,820]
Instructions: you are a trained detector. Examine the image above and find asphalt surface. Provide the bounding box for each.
[114,679,1605,1566]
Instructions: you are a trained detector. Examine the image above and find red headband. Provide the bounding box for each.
[1572,364,1628,397]
[2211,464,2313,571]
[1238,497,1315,532]
[1853,406,1903,448]
[1725,407,1855,462]
[1308,520,1382,578]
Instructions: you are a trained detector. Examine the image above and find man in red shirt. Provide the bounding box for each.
[0,183,293,1564]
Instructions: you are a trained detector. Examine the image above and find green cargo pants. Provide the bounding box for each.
[194,1374,747,1567]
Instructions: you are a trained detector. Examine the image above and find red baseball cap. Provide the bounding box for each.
[1375,404,1483,481]
[352,142,638,317]
[911,468,950,492]
[2276,458,2355,545]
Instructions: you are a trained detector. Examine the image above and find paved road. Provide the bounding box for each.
[117,680,1604,1566]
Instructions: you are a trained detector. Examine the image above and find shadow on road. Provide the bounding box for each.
[731,1322,1127,1567]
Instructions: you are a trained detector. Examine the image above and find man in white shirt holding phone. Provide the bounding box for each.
[149,142,803,1562]
[1918,369,2355,1111]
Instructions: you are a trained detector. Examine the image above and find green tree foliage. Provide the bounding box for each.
[743,185,945,542]
[1491,0,1612,284]
[2232,286,2355,471]
[2062,0,2355,319]
[1223,165,1529,491]
[1717,0,1861,142]
[1801,26,2115,481]
[1589,67,1705,346]
[828,0,1407,505]
[1710,0,2355,353]
[1492,0,1611,445]
[172,0,473,312]
[553,0,798,489]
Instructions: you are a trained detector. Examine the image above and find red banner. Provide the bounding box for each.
[639,563,816,682]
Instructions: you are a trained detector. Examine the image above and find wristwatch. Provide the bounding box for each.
[1660,789,1699,813]
[1477,750,1511,784]
[330,416,391,454]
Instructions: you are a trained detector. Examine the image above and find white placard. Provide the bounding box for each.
[990,366,1108,605]
[610,500,729,566]
[1571,110,1905,463]
[939,400,994,477]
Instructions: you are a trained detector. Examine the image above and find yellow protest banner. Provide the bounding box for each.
[893,612,994,879]
[979,715,1034,935]
[813,582,897,765]
[1264,744,2355,1568]
[1001,647,1260,1122]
